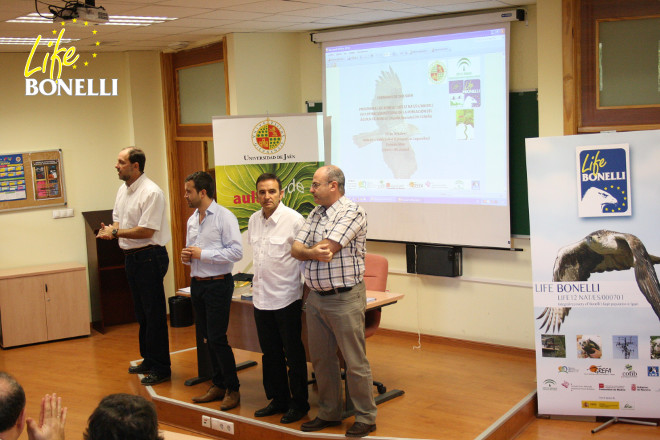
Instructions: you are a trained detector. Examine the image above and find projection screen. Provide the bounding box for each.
[319,20,513,248]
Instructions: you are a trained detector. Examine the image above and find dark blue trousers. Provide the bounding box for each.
[124,245,171,375]
[254,299,309,412]
[191,275,240,391]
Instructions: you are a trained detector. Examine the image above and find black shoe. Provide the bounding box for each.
[280,408,307,424]
[300,417,341,432]
[254,401,288,417]
[140,372,171,386]
[346,421,376,437]
[128,364,152,374]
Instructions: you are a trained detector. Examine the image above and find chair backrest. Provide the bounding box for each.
[363,253,388,292]
[363,253,388,338]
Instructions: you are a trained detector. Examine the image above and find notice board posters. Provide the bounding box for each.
[0,149,66,212]
[0,154,27,202]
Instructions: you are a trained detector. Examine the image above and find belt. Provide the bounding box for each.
[314,286,353,296]
[122,244,161,256]
[193,274,227,281]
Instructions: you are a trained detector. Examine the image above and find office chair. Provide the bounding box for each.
[362,253,388,395]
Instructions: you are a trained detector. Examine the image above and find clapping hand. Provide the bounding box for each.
[26,393,67,440]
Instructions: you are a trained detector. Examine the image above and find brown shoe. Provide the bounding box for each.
[301,417,341,432]
[220,390,240,410]
[192,385,226,403]
[346,421,376,437]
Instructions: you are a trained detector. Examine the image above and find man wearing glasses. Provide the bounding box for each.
[291,165,377,438]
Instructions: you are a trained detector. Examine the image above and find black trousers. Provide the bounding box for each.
[124,245,171,375]
[254,299,309,412]
[191,275,240,391]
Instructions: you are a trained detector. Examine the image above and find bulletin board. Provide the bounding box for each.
[0,149,67,212]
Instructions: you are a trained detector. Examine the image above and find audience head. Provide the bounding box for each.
[84,394,163,440]
[0,372,27,440]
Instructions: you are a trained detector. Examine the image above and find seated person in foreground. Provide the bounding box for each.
[84,394,163,440]
[0,371,66,440]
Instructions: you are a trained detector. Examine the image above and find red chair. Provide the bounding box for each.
[362,254,398,399]
[363,253,387,339]
[310,253,404,415]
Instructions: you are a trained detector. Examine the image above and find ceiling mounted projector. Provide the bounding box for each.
[50,1,109,25]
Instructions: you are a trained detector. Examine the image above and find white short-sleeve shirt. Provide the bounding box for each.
[247,202,305,310]
[112,173,171,250]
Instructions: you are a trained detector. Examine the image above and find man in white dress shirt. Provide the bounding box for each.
[97,147,172,386]
[182,171,243,411]
[247,173,309,424]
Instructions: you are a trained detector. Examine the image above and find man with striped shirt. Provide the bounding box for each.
[291,165,377,438]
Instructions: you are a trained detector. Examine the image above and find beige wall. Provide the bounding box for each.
[226,33,304,115]
[0,51,175,300]
[510,5,538,91]
[537,0,564,136]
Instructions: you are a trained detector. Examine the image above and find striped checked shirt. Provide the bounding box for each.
[295,196,366,291]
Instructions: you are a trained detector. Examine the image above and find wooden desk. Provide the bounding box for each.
[177,288,404,413]
[176,289,403,358]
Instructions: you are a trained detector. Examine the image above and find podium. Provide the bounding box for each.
[83,209,136,333]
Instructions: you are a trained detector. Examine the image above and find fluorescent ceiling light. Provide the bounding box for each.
[6,13,52,24]
[7,12,177,26]
[0,36,78,45]
[108,16,177,26]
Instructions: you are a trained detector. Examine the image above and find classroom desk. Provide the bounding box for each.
[176,288,404,413]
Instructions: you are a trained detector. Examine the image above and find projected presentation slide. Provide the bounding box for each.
[326,28,508,207]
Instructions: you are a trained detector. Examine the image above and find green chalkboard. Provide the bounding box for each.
[509,90,538,236]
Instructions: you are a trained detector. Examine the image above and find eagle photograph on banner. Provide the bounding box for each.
[212,113,324,230]
[527,129,660,420]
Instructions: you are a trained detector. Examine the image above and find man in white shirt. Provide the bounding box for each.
[182,171,243,411]
[247,173,309,424]
[97,147,172,386]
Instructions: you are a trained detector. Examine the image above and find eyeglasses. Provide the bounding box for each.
[310,181,329,190]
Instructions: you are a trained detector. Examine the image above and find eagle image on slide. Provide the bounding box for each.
[353,66,420,179]
[537,230,660,332]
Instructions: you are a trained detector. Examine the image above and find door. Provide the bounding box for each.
[162,40,229,290]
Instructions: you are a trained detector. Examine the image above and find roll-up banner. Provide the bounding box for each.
[212,113,324,230]
[526,129,660,418]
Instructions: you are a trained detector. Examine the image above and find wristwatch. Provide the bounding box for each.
[112,228,118,238]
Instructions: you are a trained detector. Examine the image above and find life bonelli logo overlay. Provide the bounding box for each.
[24,23,117,97]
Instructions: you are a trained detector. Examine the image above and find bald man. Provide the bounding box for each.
[0,372,66,440]
[291,166,377,438]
